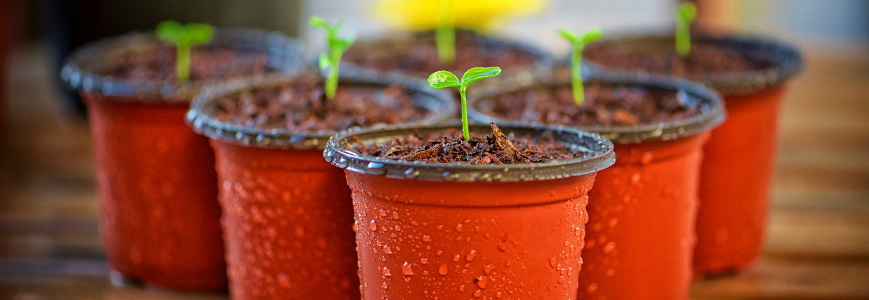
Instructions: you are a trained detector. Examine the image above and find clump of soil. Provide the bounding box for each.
[213,76,432,131]
[584,40,776,77]
[98,45,270,86]
[354,122,585,164]
[342,30,542,78]
[476,83,701,127]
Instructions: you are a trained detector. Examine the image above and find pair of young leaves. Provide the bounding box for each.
[155,21,214,83]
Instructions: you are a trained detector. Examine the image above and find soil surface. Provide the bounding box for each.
[475,83,701,127]
[584,40,776,77]
[354,122,585,164]
[97,45,271,85]
[342,30,542,78]
[213,75,431,131]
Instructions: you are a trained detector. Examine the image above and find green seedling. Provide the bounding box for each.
[675,2,697,57]
[558,28,602,106]
[428,67,501,141]
[311,16,356,99]
[156,21,214,83]
[436,0,456,64]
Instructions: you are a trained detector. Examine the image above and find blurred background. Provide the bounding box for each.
[1,0,867,299]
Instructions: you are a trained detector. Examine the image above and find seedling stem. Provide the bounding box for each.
[675,2,697,57]
[558,28,602,106]
[436,0,456,64]
[311,16,356,99]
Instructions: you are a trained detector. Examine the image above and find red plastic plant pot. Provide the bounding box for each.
[468,75,726,299]
[583,34,804,276]
[62,29,305,291]
[186,74,456,299]
[324,123,616,299]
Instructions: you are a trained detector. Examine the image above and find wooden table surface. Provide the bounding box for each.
[0,43,867,300]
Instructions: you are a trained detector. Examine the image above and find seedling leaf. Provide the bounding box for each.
[461,67,502,86]
[557,29,579,44]
[428,71,461,89]
[581,29,603,45]
[309,17,331,30]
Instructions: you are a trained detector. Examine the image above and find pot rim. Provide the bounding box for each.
[186,69,457,150]
[61,28,306,103]
[324,122,616,182]
[467,72,726,144]
[336,29,555,82]
[582,31,804,96]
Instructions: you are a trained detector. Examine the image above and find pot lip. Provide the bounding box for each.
[61,28,306,103]
[336,29,555,80]
[467,72,726,144]
[324,121,616,182]
[186,68,457,150]
[582,31,804,96]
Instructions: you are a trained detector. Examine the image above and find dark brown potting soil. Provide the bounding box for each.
[585,41,775,77]
[213,76,431,131]
[476,83,701,127]
[97,46,270,85]
[342,30,541,78]
[355,122,584,164]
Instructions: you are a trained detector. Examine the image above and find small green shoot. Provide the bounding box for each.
[436,0,456,64]
[311,16,356,99]
[428,67,501,141]
[156,21,214,83]
[558,28,602,106]
[675,2,697,57]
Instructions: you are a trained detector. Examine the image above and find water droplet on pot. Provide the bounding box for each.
[438,264,448,275]
[641,151,654,165]
[603,242,616,254]
[475,276,488,289]
[401,262,414,276]
[369,220,378,231]
[466,250,477,262]
[382,267,391,277]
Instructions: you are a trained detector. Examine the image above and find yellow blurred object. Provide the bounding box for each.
[375,0,546,31]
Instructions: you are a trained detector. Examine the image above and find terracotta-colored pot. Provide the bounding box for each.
[583,34,804,276]
[62,29,305,291]
[469,74,725,299]
[187,73,456,299]
[324,123,616,299]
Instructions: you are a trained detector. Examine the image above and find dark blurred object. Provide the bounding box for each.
[1,0,26,131]
[44,0,302,114]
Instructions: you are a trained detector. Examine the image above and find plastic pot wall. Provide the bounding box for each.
[210,141,360,299]
[84,94,226,291]
[578,133,709,299]
[694,86,786,275]
[347,172,597,299]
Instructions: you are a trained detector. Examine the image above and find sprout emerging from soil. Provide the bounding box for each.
[675,2,697,57]
[436,0,456,64]
[156,21,214,83]
[311,16,357,99]
[429,67,501,141]
[558,28,602,106]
